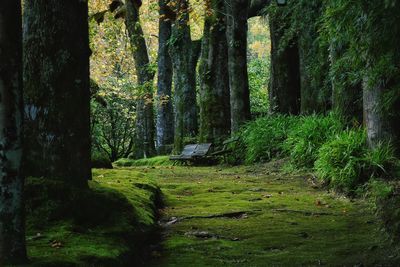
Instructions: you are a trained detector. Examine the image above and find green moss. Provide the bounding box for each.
[122,164,397,266]
[114,156,171,167]
[25,171,162,266]
[24,161,399,266]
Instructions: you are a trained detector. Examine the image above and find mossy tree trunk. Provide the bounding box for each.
[23,0,91,187]
[170,0,199,152]
[156,0,174,154]
[199,0,231,143]
[268,13,301,115]
[363,75,400,149]
[125,0,156,158]
[0,1,28,264]
[226,0,252,133]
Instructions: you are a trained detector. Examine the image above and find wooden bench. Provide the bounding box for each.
[169,143,212,164]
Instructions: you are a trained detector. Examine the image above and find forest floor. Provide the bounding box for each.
[122,160,397,266]
[25,160,399,266]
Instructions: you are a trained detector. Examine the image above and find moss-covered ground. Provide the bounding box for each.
[24,160,399,266]
[127,161,397,266]
[24,172,161,266]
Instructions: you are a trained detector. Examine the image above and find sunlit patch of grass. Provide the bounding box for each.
[114,156,172,167]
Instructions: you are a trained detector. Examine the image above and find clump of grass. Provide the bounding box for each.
[315,129,398,193]
[315,129,367,192]
[239,115,297,164]
[114,156,171,167]
[284,113,344,168]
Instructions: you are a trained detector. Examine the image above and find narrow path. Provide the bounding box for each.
[141,163,394,266]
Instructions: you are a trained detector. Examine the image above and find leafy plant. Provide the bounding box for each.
[91,81,137,162]
[315,130,399,193]
[239,115,297,164]
[248,56,270,117]
[284,113,344,168]
[315,129,367,192]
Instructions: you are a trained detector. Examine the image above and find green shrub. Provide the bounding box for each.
[92,151,113,169]
[315,129,367,192]
[364,142,399,179]
[284,113,343,168]
[240,115,297,164]
[315,130,398,193]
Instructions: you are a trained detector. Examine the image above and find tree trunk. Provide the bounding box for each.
[226,0,251,133]
[156,0,174,155]
[23,0,91,187]
[170,0,198,152]
[362,76,398,148]
[0,1,27,264]
[268,14,301,115]
[199,0,231,143]
[125,0,156,158]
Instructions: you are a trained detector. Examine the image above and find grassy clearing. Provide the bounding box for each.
[125,162,398,266]
[25,172,161,266]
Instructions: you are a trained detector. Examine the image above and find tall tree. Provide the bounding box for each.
[296,1,330,114]
[125,0,156,158]
[199,0,231,143]
[156,0,174,154]
[170,0,199,152]
[0,1,27,264]
[23,0,91,187]
[226,0,251,133]
[268,6,301,115]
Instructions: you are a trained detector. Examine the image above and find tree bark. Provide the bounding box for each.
[23,0,91,187]
[268,14,301,115]
[362,76,400,148]
[125,0,156,158]
[0,1,27,264]
[156,0,174,154]
[226,0,252,133]
[170,0,198,152]
[199,0,231,143]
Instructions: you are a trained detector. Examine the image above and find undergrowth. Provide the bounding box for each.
[315,130,398,193]
[231,114,399,194]
[238,115,297,164]
[284,113,344,168]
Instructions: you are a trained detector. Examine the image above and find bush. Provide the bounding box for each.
[239,115,297,164]
[315,130,398,193]
[315,129,367,192]
[284,113,343,168]
[92,151,113,169]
